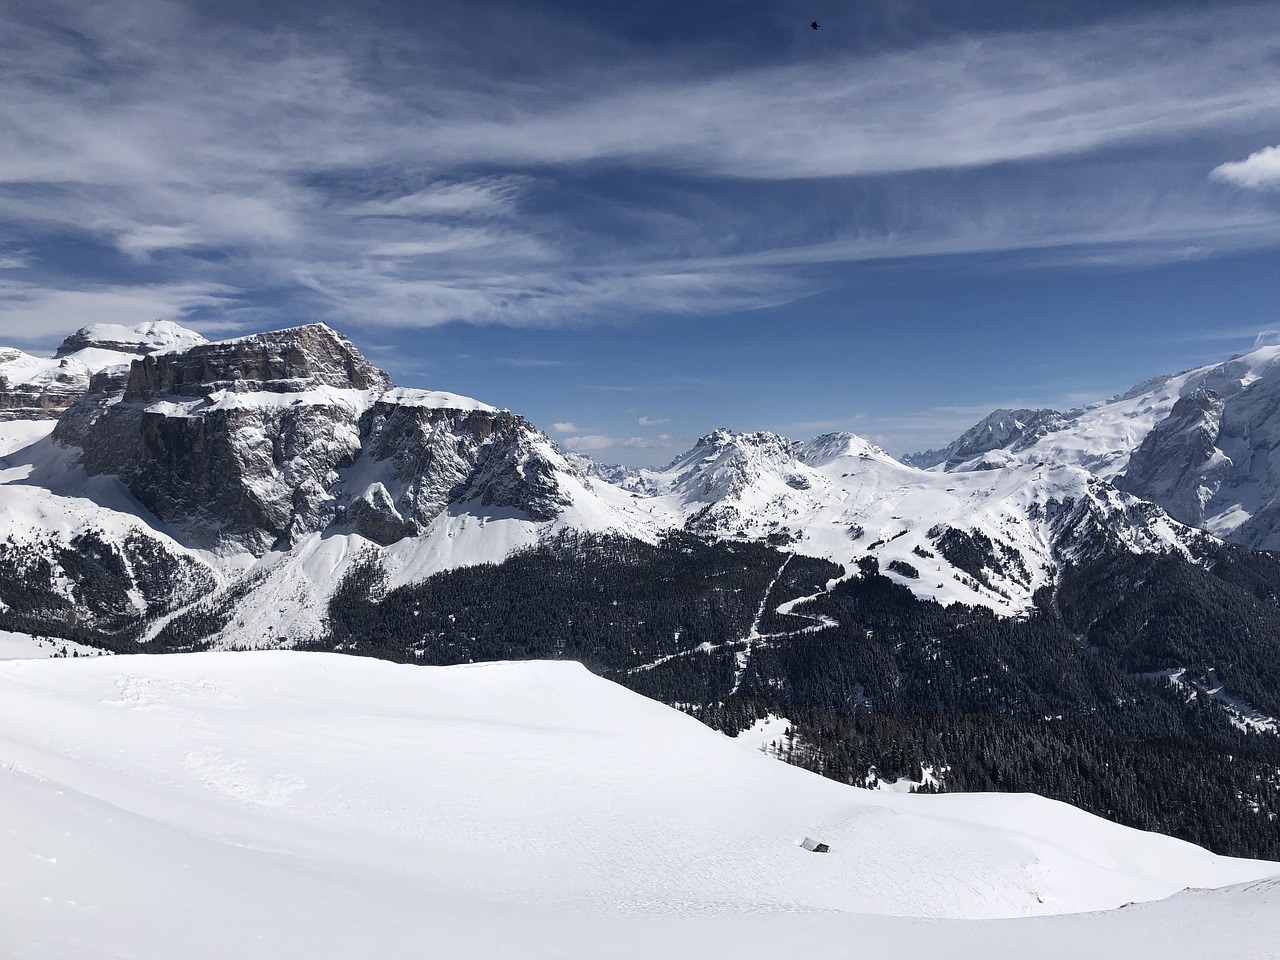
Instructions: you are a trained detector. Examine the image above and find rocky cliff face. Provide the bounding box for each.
[344,392,574,544]
[120,323,391,402]
[1119,353,1280,550]
[0,321,207,421]
[1117,388,1227,528]
[913,345,1280,551]
[54,324,580,553]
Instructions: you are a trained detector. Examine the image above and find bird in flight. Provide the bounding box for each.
[810,20,820,30]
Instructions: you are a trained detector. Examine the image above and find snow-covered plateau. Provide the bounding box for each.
[1,652,1277,960]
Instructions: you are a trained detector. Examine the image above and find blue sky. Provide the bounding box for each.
[3,0,1280,464]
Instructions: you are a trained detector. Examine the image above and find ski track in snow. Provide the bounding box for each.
[731,555,793,694]
[627,555,839,682]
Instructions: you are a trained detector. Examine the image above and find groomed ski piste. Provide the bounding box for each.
[2,650,1277,959]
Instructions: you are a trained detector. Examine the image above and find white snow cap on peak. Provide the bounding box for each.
[796,431,892,466]
[379,387,498,413]
[55,320,207,358]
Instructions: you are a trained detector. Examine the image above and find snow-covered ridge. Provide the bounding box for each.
[53,320,207,358]
[0,321,208,421]
[930,344,1280,481]
[917,344,1280,549]
[378,386,497,412]
[599,424,1197,614]
[2,318,1273,641]
[1,652,1274,960]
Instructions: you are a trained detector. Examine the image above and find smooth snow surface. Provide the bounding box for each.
[65,321,207,355]
[1,653,1275,960]
[378,386,498,412]
[0,630,109,661]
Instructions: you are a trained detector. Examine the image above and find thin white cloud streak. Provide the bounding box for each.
[561,433,675,452]
[1212,145,1280,190]
[499,358,564,368]
[0,279,237,344]
[2,1,1280,330]
[1254,330,1280,348]
[346,179,525,219]
[424,22,1280,181]
[638,416,670,426]
[10,5,1280,185]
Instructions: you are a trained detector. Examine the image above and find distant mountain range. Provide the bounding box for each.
[3,321,1279,858]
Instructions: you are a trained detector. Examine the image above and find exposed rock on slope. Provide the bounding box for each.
[54,324,584,553]
[0,321,205,421]
[923,345,1280,550]
[906,408,1068,470]
[1119,352,1280,550]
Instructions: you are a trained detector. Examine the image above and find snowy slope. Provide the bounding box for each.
[0,630,109,660]
[931,344,1280,478]
[0,653,1275,960]
[192,469,663,649]
[0,419,222,633]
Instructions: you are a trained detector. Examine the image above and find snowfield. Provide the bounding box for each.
[1,652,1276,959]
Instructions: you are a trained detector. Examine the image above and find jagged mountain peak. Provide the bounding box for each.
[796,431,894,467]
[46,322,628,557]
[2,320,209,422]
[692,426,792,452]
[664,429,801,500]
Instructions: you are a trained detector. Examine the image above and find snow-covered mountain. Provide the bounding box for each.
[598,425,1197,614]
[905,408,1069,470]
[2,321,1249,647]
[1,322,657,644]
[0,321,205,421]
[46,323,653,556]
[913,345,1280,550]
[4,321,1280,644]
[3,322,1279,874]
[2,652,1275,959]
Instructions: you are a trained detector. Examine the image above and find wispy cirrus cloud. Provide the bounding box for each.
[499,357,565,368]
[560,433,675,453]
[3,0,1280,346]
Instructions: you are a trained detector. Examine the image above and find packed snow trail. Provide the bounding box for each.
[1138,667,1279,734]
[626,554,838,679]
[762,591,839,637]
[730,555,793,693]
